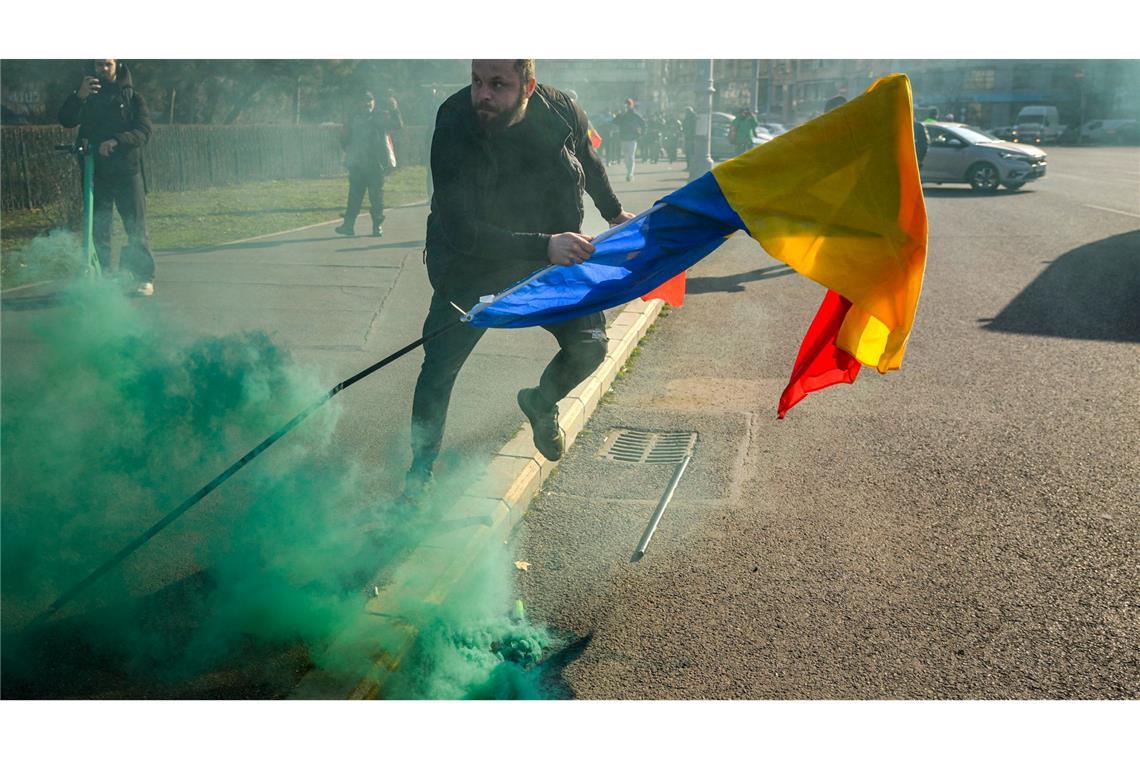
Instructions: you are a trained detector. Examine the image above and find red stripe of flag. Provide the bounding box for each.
[641,272,686,307]
[778,290,862,418]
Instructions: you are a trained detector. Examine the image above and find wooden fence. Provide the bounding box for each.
[1,124,431,211]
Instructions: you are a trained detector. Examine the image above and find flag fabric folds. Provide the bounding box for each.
[465,74,928,416]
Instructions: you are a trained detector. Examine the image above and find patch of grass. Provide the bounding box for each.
[616,346,642,380]
[1,167,427,287]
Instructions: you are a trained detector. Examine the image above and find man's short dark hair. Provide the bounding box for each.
[513,59,536,83]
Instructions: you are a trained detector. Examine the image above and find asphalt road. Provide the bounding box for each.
[516,146,1140,699]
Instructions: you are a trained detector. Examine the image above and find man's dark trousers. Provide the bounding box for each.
[410,291,608,471]
[92,172,156,282]
[344,166,385,229]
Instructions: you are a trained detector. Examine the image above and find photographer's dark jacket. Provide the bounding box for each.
[426,83,623,301]
[58,64,152,181]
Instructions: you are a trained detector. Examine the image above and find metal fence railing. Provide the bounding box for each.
[1,124,431,211]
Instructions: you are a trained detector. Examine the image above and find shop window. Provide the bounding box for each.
[966,68,995,90]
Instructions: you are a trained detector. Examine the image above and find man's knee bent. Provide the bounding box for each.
[568,332,608,373]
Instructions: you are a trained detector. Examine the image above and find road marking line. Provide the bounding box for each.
[1084,204,1140,219]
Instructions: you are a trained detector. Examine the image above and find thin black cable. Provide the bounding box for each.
[28,318,463,629]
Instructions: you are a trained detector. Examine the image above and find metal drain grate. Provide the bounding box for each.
[599,429,697,465]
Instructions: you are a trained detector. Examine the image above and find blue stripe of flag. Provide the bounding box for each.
[466,173,748,328]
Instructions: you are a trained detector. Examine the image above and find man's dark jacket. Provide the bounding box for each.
[614,108,646,141]
[426,83,623,301]
[342,105,403,172]
[58,63,152,181]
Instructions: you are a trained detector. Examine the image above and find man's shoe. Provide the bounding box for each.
[334,223,355,236]
[134,281,154,297]
[372,225,383,237]
[517,387,564,461]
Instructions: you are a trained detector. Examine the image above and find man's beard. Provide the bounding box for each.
[475,87,527,133]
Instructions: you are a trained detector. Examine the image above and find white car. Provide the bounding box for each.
[921,122,1047,192]
[1080,119,1139,144]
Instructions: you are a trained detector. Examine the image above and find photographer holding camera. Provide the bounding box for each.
[58,59,156,296]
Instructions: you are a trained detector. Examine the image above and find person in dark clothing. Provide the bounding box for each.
[335,90,403,237]
[913,119,929,170]
[613,98,646,181]
[58,59,155,296]
[405,59,634,502]
[733,108,758,156]
[682,106,697,169]
[603,111,621,165]
[664,113,683,163]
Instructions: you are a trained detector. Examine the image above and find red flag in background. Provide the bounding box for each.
[588,127,603,150]
[777,290,862,418]
[641,272,686,307]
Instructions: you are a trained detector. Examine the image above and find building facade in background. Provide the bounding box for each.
[649,59,1140,130]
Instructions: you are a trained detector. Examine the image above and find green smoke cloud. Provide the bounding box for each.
[2,253,560,698]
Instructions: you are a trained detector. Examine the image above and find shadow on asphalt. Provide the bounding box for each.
[920,186,1032,198]
[151,207,343,219]
[535,632,594,699]
[980,229,1140,342]
[334,239,426,253]
[156,235,341,256]
[687,263,795,294]
[0,570,313,699]
[0,517,430,699]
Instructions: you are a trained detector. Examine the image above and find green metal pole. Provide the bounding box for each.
[82,152,100,278]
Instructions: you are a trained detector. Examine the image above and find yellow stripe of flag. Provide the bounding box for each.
[711,74,928,372]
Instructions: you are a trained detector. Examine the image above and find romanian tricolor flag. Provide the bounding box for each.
[466,74,928,418]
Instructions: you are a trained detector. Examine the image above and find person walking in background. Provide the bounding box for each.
[57,58,156,296]
[614,97,645,181]
[733,107,758,156]
[603,110,621,166]
[644,112,665,163]
[335,90,402,237]
[664,112,682,163]
[682,106,697,170]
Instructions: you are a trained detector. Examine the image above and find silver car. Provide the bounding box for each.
[922,121,1047,192]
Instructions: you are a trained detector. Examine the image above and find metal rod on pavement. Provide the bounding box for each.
[631,454,691,562]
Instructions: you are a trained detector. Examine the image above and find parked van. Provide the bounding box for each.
[1014,106,1063,143]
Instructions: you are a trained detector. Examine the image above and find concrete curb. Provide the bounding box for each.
[290,296,665,699]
